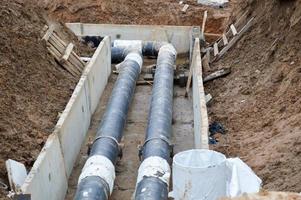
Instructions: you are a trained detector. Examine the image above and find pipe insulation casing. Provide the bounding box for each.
[74,51,143,200]
[111,40,169,64]
[135,44,177,200]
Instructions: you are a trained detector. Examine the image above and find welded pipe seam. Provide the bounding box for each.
[92,136,120,149]
[136,156,171,186]
[78,155,115,194]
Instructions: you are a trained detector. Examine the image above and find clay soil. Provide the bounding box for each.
[42,0,233,42]
[208,0,301,193]
[1,0,301,198]
[0,0,91,198]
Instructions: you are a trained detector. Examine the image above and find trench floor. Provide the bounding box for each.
[65,60,194,200]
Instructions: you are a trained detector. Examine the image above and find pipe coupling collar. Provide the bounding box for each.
[136,156,171,186]
[159,44,177,58]
[78,155,116,194]
[113,40,142,52]
[125,52,143,70]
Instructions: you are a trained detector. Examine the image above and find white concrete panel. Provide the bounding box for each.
[66,23,193,54]
[19,37,112,200]
[85,36,111,112]
[55,75,91,176]
[192,38,209,149]
[56,36,112,176]
[21,134,68,200]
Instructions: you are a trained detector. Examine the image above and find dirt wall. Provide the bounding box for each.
[208,0,301,192]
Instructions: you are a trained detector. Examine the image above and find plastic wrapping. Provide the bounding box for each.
[197,0,229,7]
[171,149,262,200]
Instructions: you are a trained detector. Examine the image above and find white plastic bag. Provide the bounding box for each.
[197,0,229,7]
[171,149,262,200]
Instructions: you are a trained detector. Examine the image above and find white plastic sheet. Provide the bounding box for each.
[197,0,229,7]
[171,149,262,200]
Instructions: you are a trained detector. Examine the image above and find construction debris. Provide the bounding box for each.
[197,0,229,7]
[203,68,231,83]
[205,93,213,104]
[209,17,255,63]
[181,4,189,13]
[5,159,27,193]
[42,25,85,77]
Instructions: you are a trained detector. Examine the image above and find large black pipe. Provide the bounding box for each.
[111,41,166,64]
[74,50,143,200]
[135,44,177,200]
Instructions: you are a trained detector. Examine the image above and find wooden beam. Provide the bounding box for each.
[214,17,254,62]
[204,32,222,37]
[213,43,219,56]
[61,43,74,63]
[222,34,228,45]
[42,26,54,41]
[230,24,238,36]
[181,4,189,13]
[203,68,231,83]
[201,10,208,35]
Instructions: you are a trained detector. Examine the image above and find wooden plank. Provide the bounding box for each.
[52,34,85,69]
[49,37,84,72]
[49,36,65,53]
[215,11,250,48]
[61,43,74,62]
[201,10,208,35]
[185,46,196,97]
[202,49,211,72]
[42,26,55,41]
[48,47,78,77]
[230,24,238,36]
[52,32,67,47]
[204,32,222,37]
[48,44,81,76]
[181,4,189,13]
[68,54,85,71]
[203,68,231,83]
[213,42,219,56]
[214,17,254,62]
[222,34,228,45]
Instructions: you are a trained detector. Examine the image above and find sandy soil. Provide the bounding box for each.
[208,0,301,193]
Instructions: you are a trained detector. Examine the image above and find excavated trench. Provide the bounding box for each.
[3,0,300,199]
[65,58,194,200]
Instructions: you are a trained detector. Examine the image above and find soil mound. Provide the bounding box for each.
[0,0,87,197]
[208,0,301,192]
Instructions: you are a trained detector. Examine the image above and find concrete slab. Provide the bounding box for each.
[192,38,209,149]
[66,23,195,54]
[21,134,68,200]
[6,159,27,193]
[19,37,111,200]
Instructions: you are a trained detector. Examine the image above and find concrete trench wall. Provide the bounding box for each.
[192,38,209,149]
[17,25,209,200]
[65,23,194,55]
[65,23,209,148]
[20,37,111,200]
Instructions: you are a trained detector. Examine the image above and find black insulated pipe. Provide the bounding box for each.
[111,41,168,64]
[135,43,177,200]
[74,49,143,200]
